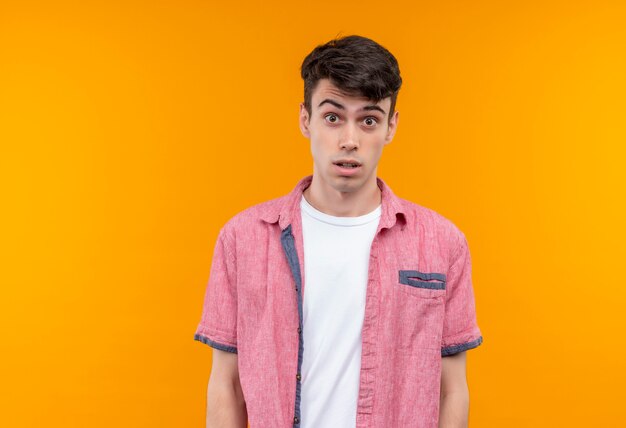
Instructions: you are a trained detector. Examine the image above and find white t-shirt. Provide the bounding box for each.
[299,194,381,428]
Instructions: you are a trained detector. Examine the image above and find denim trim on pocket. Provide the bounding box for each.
[194,334,238,354]
[399,270,446,290]
[441,336,483,356]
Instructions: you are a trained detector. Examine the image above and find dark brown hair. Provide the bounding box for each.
[300,35,402,123]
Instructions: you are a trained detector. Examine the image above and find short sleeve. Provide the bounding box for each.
[441,231,483,357]
[193,226,238,354]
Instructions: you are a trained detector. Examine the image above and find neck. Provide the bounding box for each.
[302,174,381,217]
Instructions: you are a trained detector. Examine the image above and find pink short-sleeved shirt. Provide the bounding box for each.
[194,175,483,427]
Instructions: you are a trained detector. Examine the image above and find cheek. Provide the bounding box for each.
[309,139,327,164]
[364,135,386,154]
[310,124,334,142]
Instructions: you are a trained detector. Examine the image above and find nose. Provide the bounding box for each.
[339,123,359,151]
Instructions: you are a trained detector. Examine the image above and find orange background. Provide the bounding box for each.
[1,0,625,426]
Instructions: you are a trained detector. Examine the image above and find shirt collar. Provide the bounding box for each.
[260,175,406,231]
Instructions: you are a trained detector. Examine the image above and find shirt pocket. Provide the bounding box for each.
[397,270,446,299]
[393,270,446,352]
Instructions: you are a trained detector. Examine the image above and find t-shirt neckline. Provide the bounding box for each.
[300,194,382,227]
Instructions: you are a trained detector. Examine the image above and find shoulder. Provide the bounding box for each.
[219,193,288,236]
[395,196,467,253]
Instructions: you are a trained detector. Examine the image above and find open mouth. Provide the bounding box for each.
[335,162,360,169]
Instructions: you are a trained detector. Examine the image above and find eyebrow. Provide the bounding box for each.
[317,98,386,115]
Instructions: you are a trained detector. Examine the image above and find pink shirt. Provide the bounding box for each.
[194,175,483,427]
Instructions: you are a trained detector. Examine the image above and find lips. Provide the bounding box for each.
[333,160,362,176]
[333,159,362,168]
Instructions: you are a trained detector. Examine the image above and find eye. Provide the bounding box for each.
[324,113,339,124]
[363,117,378,127]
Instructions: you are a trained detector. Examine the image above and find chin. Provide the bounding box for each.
[317,168,365,191]
[332,176,365,192]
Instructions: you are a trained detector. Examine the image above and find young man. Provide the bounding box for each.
[194,35,483,428]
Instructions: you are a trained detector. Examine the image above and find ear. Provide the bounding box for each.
[384,110,399,145]
[299,102,311,138]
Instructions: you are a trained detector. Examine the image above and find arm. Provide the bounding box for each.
[206,348,248,428]
[439,351,469,428]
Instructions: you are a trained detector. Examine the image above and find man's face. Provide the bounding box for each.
[299,78,399,195]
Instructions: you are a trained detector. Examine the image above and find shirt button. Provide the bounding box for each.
[293,416,299,424]
[297,327,301,334]
[296,373,301,381]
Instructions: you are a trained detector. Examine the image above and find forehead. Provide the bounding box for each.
[311,79,390,110]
